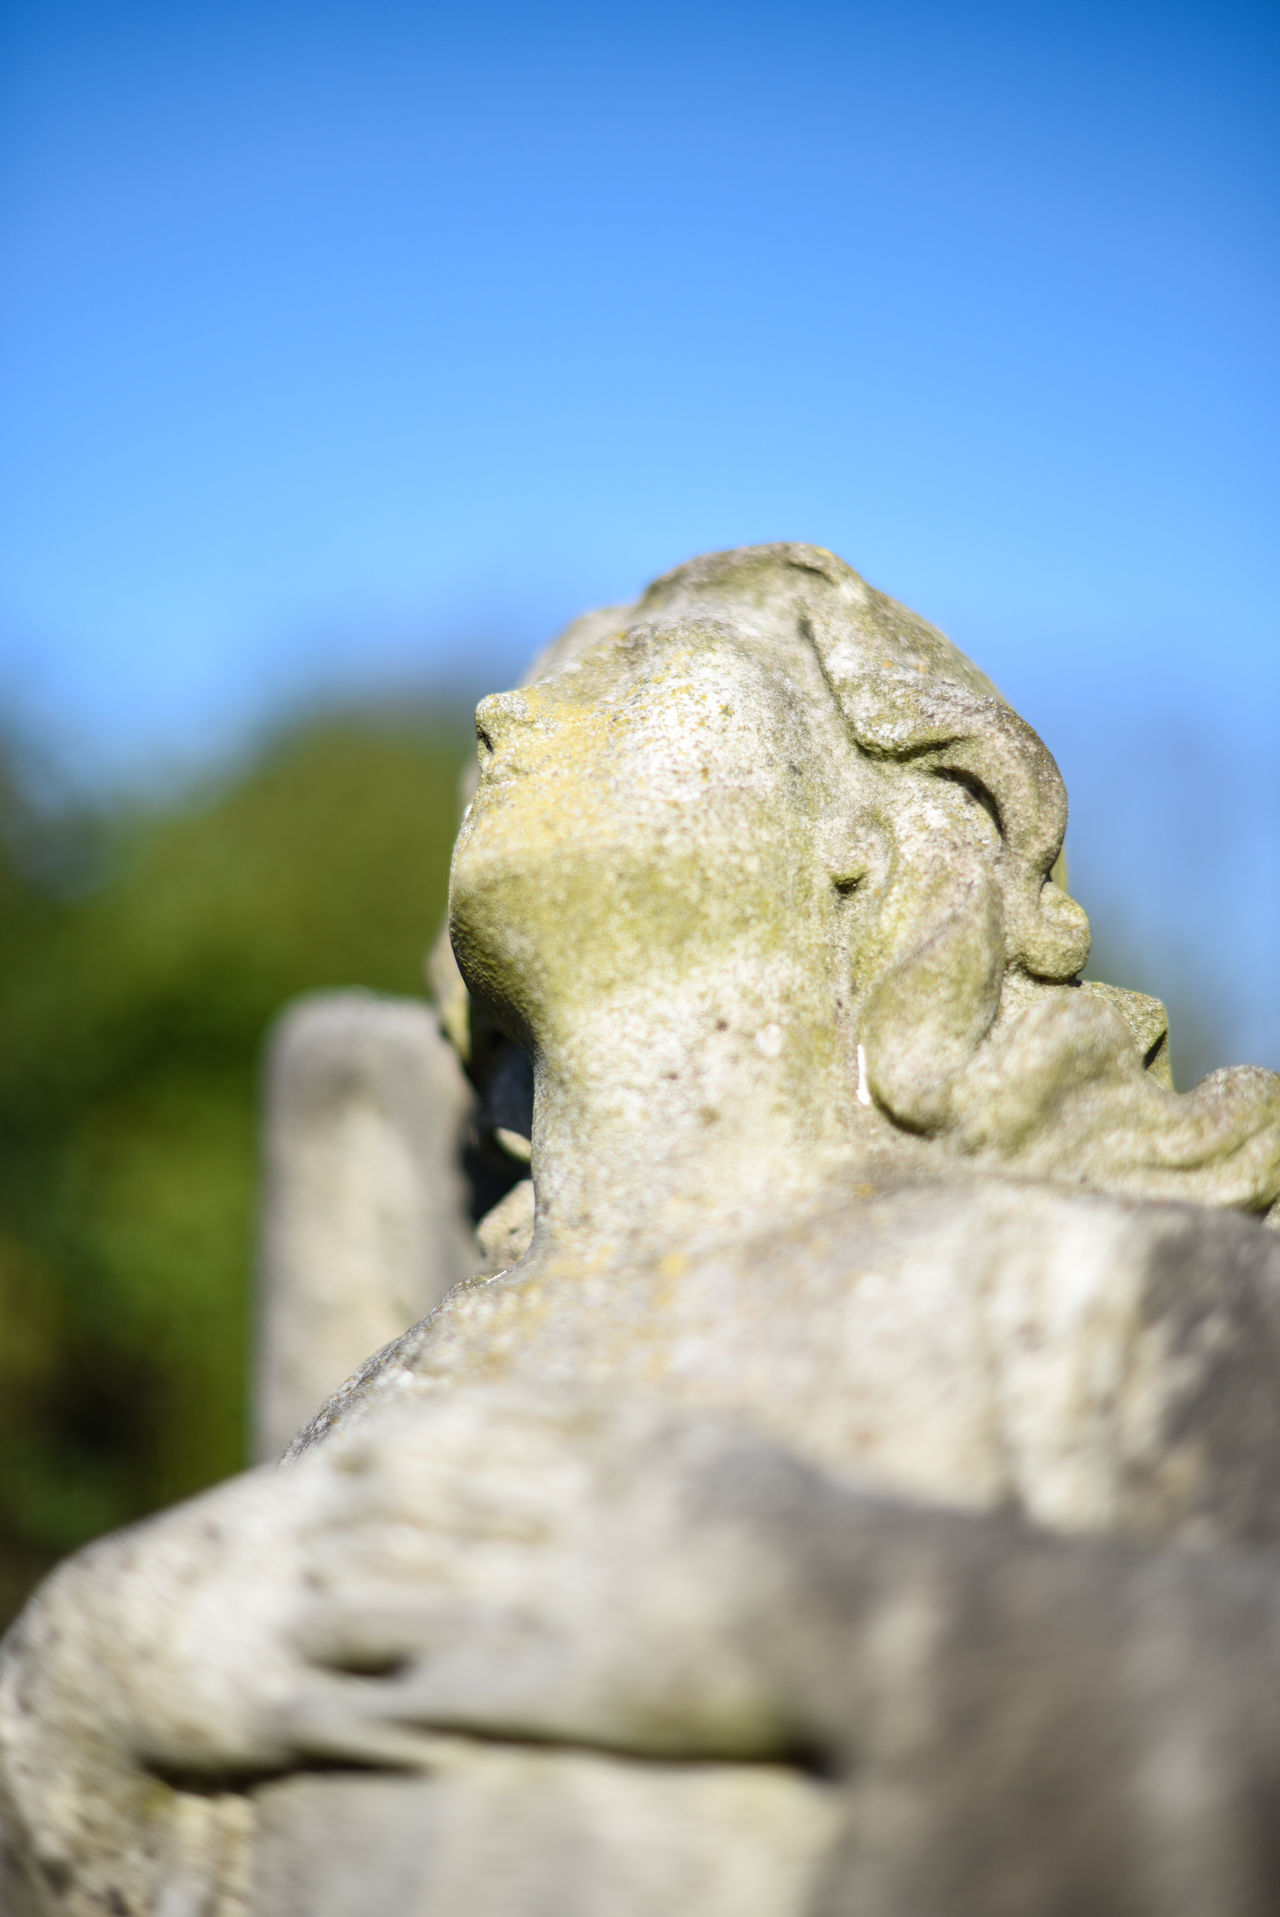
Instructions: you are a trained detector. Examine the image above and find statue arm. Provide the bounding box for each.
[0,1461,361,1915]
[250,1393,1280,1914]
[5,1389,1280,1915]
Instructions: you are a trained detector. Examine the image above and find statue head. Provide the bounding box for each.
[442,544,1280,1221]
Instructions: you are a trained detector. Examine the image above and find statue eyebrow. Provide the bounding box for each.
[929,763,1004,839]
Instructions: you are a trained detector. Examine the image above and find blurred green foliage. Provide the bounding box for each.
[0,709,467,1627]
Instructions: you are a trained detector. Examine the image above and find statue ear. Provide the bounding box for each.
[837,673,1091,982]
[860,873,1005,1133]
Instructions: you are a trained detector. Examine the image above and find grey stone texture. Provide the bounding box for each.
[255,993,475,1461]
[3,544,1280,1915]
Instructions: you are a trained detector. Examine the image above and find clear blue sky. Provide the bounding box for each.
[2,0,1277,1065]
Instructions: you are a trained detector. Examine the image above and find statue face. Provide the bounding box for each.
[448,620,873,1046]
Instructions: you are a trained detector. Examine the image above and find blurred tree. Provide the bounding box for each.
[0,710,467,1626]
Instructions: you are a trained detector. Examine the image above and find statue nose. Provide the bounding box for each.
[474,691,534,759]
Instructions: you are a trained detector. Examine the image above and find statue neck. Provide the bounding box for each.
[520,953,869,1264]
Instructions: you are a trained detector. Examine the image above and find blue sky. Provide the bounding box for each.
[2,0,1277,1067]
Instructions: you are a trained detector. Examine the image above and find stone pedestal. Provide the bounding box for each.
[256,993,474,1461]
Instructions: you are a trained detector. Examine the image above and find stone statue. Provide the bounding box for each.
[4,545,1280,1916]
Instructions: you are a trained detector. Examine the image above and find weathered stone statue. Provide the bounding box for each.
[4,545,1280,1916]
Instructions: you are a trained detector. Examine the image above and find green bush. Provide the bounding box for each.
[0,710,468,1626]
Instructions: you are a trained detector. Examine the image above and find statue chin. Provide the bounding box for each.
[446,812,629,1049]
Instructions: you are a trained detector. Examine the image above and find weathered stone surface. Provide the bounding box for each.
[8,1388,1280,1916]
[292,1176,1280,1546]
[474,1173,534,1275]
[255,992,474,1460]
[253,1746,837,1917]
[4,543,1280,1915]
